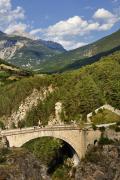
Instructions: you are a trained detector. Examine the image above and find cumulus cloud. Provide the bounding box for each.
[30,8,119,49]
[93,8,115,19]
[93,8,119,31]
[30,16,100,49]
[5,23,28,34]
[0,1,119,50]
[60,41,86,50]
[0,0,25,34]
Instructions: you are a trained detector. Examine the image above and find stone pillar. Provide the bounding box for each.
[55,102,63,124]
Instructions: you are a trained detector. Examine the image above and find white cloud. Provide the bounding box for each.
[61,41,86,50]
[30,16,101,49]
[93,8,115,19]
[30,16,99,38]
[0,0,25,33]
[5,23,28,34]
[30,16,99,49]
[93,8,120,31]
[30,28,43,35]
[30,8,120,49]
[0,2,119,50]
[44,16,89,37]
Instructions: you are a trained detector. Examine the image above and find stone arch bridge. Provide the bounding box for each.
[0,126,102,159]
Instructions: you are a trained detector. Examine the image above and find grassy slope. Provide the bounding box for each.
[38,29,120,73]
[0,58,32,86]
[91,109,120,125]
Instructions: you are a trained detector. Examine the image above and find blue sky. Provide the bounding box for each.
[0,0,120,49]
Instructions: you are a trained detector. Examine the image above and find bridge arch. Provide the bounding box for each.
[14,131,81,161]
[1,127,101,160]
[22,136,80,166]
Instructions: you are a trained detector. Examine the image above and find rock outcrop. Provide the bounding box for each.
[0,148,50,180]
[0,40,26,60]
[8,86,54,128]
[75,145,120,180]
[48,102,64,126]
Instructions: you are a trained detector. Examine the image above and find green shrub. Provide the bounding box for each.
[11,122,16,129]
[0,121,5,130]
[92,111,96,116]
[98,108,104,113]
[116,121,120,126]
[85,147,103,163]
[99,136,113,145]
[0,148,11,164]
[115,126,120,132]
[110,124,120,132]
[23,137,62,165]
[18,120,26,129]
[99,126,105,132]
[92,124,97,131]
[52,164,70,180]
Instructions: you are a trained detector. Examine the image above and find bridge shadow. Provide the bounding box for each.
[47,141,76,174]
[23,137,79,175]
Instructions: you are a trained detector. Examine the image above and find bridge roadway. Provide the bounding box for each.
[1,125,82,136]
[0,125,102,160]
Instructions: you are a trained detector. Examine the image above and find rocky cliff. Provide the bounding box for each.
[0,31,66,69]
[0,148,50,180]
[0,143,120,180]
[75,144,120,180]
[7,85,54,128]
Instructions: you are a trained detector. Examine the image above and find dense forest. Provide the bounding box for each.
[0,50,120,126]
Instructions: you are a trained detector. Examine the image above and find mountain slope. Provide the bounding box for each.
[38,29,120,73]
[24,50,120,126]
[61,45,120,72]
[0,58,31,86]
[0,32,66,69]
[0,50,119,127]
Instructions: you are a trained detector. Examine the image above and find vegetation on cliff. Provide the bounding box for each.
[91,109,120,125]
[25,51,120,126]
[76,140,120,180]
[0,50,120,126]
[0,148,48,180]
[23,137,73,179]
[23,137,63,165]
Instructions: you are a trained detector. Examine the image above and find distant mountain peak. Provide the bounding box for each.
[36,39,66,52]
[0,30,66,69]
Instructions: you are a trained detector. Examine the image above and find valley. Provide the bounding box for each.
[0,28,120,179]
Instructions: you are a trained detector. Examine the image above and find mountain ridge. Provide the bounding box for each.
[0,31,66,68]
[38,29,120,73]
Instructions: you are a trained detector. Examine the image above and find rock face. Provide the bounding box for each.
[48,102,64,126]
[0,31,66,69]
[0,40,26,59]
[0,148,50,180]
[75,145,120,180]
[8,86,54,128]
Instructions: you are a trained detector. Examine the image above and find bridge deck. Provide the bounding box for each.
[1,126,82,136]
